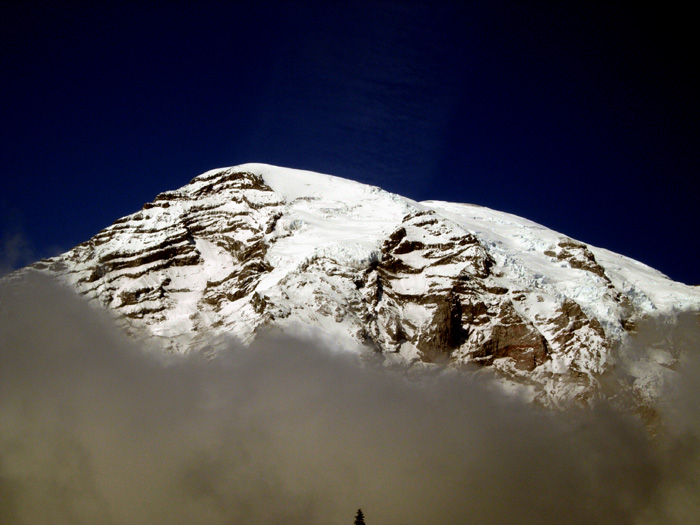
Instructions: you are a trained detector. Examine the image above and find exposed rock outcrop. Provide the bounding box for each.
[11,163,700,408]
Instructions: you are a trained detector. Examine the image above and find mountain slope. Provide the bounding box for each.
[11,163,700,407]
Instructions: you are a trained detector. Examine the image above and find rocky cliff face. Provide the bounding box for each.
[11,164,700,408]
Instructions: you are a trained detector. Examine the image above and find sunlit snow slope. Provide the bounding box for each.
[12,164,700,407]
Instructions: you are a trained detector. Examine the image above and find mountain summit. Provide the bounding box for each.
[13,164,700,407]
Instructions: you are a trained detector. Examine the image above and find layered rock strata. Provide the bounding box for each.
[12,164,700,407]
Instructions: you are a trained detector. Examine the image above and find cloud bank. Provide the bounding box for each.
[1,275,699,524]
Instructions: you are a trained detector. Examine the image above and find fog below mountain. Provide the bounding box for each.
[1,275,699,524]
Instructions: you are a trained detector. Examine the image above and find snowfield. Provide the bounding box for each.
[7,163,700,407]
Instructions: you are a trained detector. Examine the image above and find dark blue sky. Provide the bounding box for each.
[1,2,697,284]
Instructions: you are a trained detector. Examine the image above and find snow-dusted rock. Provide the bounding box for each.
[10,163,700,407]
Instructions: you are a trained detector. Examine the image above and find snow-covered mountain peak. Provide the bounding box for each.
[11,164,700,408]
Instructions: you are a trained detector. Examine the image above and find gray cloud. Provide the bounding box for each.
[1,274,699,524]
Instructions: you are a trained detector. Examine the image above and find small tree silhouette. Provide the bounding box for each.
[354,508,366,524]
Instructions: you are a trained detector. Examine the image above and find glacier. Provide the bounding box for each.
[6,163,700,409]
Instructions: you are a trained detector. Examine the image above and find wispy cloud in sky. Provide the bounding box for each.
[242,1,465,195]
[0,231,35,277]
